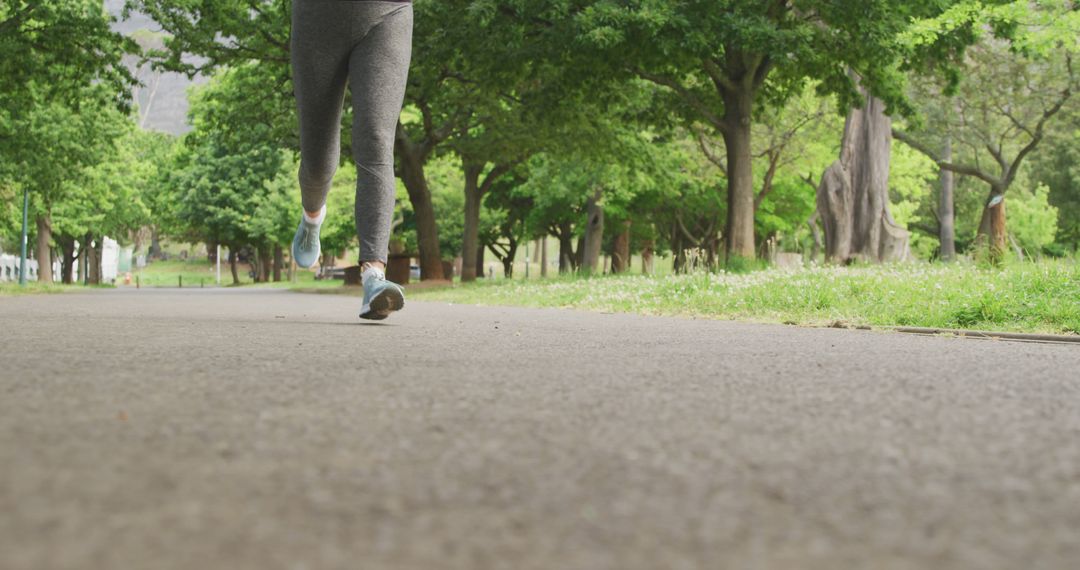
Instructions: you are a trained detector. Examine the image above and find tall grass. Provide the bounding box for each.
[413,259,1080,334]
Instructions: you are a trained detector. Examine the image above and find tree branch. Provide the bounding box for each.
[632,66,727,135]
[1003,70,1072,190]
[479,161,520,196]
[754,151,781,211]
[701,57,735,94]
[892,128,1003,188]
[692,124,727,174]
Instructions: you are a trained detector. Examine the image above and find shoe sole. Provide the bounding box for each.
[360,287,405,321]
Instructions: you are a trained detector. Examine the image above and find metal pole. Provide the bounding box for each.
[216,244,221,285]
[18,188,28,285]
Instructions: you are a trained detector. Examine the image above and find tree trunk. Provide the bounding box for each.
[131,228,144,261]
[273,244,284,282]
[574,235,585,269]
[672,221,687,273]
[988,196,1007,263]
[475,244,485,279]
[975,189,1008,264]
[641,239,654,275]
[149,226,162,259]
[460,162,484,282]
[93,239,104,284]
[817,85,909,263]
[540,237,548,278]
[991,200,1007,260]
[85,242,96,285]
[492,239,519,279]
[81,233,91,285]
[580,189,604,274]
[35,214,53,283]
[396,133,444,281]
[250,248,261,283]
[557,223,575,274]
[258,245,271,283]
[939,136,956,262]
[84,237,102,285]
[58,236,76,285]
[229,249,239,285]
[722,87,757,260]
[611,220,631,274]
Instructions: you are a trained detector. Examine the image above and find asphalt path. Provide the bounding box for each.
[2,288,1079,569]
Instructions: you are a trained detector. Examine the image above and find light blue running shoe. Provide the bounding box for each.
[291,216,322,269]
[360,265,405,321]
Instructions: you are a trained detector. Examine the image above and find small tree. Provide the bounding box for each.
[894,3,1079,262]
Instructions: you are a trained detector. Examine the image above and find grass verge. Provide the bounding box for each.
[0,282,114,296]
[131,259,334,288]
[410,260,1080,335]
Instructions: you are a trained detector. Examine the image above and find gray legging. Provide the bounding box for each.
[291,0,413,263]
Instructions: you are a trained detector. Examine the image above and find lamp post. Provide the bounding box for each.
[18,188,28,286]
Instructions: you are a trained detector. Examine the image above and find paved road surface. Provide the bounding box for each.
[2,289,1079,569]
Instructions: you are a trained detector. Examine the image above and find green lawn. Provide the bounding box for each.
[411,260,1080,335]
[1,282,71,296]
[2,259,343,293]
[130,259,336,288]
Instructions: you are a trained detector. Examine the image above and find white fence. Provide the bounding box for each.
[0,254,38,282]
[0,236,118,283]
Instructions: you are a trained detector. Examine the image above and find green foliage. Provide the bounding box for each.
[895,1,1079,261]
[0,0,136,259]
[416,261,1080,335]
[51,124,164,246]
[159,67,303,274]
[1,0,135,111]
[1032,105,1080,251]
[248,153,301,250]
[1007,184,1059,256]
[319,164,360,260]
[888,142,940,258]
[562,0,993,116]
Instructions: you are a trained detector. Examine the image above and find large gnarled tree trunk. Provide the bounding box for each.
[817,88,909,263]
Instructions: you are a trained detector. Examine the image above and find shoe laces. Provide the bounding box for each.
[299,224,317,250]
